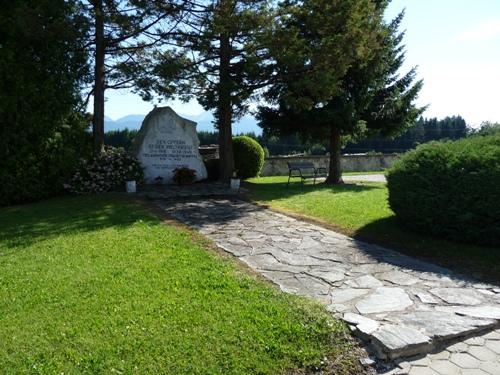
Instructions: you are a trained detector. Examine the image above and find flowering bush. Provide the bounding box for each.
[172,167,197,185]
[65,146,144,194]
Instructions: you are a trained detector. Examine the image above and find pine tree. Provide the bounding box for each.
[134,0,275,181]
[81,0,185,154]
[259,2,424,183]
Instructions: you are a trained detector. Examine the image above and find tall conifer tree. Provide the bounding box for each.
[81,0,186,153]
[135,0,274,181]
[259,1,423,183]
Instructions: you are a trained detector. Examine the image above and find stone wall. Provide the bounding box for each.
[199,145,219,160]
[261,154,399,176]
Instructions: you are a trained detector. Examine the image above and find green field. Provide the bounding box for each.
[246,176,500,283]
[0,195,359,374]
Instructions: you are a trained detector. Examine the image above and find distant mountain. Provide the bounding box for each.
[104,111,261,134]
[104,114,145,131]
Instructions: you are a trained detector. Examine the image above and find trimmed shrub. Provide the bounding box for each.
[387,134,500,246]
[233,136,265,179]
[66,146,144,194]
[0,113,92,206]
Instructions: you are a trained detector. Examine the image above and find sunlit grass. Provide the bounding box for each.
[0,195,359,374]
[247,176,390,230]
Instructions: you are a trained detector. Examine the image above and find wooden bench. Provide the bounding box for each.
[287,161,327,186]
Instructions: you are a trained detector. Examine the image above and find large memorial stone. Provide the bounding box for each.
[133,107,207,183]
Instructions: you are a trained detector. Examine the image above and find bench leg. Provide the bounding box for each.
[287,173,291,187]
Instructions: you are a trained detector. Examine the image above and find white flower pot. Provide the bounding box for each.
[126,180,136,193]
[230,178,240,191]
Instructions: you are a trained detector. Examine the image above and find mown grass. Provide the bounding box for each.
[245,176,500,283]
[247,176,391,230]
[0,195,360,374]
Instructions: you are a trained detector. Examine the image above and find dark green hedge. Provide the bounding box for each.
[233,136,265,179]
[0,114,91,206]
[0,0,89,206]
[387,134,500,246]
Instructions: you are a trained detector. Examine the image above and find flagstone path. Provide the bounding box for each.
[343,173,387,183]
[157,198,500,374]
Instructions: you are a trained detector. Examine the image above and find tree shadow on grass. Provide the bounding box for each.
[353,216,500,285]
[0,194,157,250]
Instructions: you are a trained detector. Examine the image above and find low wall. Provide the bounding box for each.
[261,154,399,176]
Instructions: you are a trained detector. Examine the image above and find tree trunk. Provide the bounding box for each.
[326,125,343,184]
[92,0,105,154]
[217,32,234,182]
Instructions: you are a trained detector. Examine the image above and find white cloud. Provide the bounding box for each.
[456,18,500,42]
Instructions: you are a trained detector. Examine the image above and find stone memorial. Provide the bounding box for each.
[133,106,207,184]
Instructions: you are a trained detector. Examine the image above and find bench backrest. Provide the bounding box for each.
[287,161,315,170]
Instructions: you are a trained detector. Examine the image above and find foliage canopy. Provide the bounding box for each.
[259,2,423,183]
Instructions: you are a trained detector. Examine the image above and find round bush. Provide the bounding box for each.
[66,146,144,194]
[233,136,265,179]
[386,134,500,246]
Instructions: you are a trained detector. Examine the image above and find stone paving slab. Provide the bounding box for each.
[138,182,244,199]
[157,198,500,369]
[312,174,387,184]
[390,329,500,374]
[343,173,387,183]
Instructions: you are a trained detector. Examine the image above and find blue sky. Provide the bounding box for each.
[101,0,500,127]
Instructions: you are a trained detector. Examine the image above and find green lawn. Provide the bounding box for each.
[245,176,500,283]
[0,195,359,374]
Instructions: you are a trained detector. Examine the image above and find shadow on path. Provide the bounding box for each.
[354,216,500,285]
[158,197,500,364]
[244,179,500,285]
[161,197,499,287]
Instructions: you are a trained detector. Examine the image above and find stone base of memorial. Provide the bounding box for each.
[133,106,207,184]
[125,180,137,193]
[230,178,240,191]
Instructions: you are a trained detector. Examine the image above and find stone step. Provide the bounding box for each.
[346,311,500,360]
